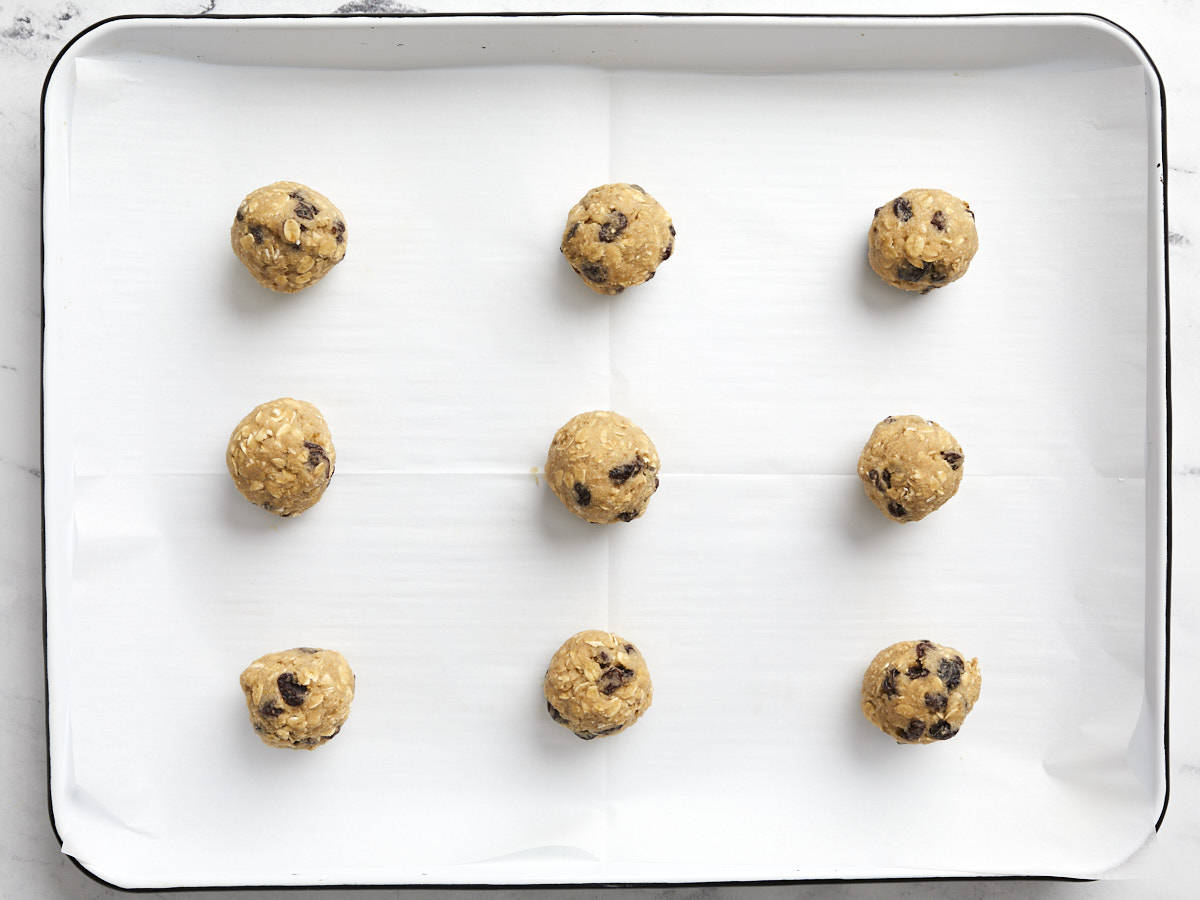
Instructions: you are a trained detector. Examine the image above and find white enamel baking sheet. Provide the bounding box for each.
[41,14,1168,889]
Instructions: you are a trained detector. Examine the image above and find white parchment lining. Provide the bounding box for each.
[43,17,1164,888]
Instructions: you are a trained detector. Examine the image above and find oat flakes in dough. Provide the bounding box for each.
[240,647,355,750]
[560,183,675,294]
[232,181,347,292]
[544,630,653,739]
[868,188,977,292]
[226,397,335,517]
[545,410,660,524]
[857,415,963,522]
[861,640,981,744]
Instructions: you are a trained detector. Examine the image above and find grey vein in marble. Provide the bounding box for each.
[334,1,428,14]
[1,3,78,43]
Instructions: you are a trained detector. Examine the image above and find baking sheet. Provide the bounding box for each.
[42,14,1168,888]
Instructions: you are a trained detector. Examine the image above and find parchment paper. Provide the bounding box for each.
[44,21,1162,887]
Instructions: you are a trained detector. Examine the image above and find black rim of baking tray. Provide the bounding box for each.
[39,9,1172,893]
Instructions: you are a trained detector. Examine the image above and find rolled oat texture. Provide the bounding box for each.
[867,188,977,292]
[226,397,335,517]
[545,410,660,525]
[861,640,981,744]
[561,183,674,294]
[240,647,355,750]
[857,414,963,523]
[231,181,347,292]
[543,630,652,740]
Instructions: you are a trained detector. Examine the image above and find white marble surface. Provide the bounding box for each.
[3,0,1197,896]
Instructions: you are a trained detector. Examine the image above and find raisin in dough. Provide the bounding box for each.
[226,398,335,517]
[857,415,963,523]
[861,640,981,744]
[240,648,355,750]
[545,410,660,524]
[232,181,347,292]
[868,188,978,292]
[560,183,675,294]
[544,630,652,740]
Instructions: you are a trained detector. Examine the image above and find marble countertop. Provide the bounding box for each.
[4,1,1196,897]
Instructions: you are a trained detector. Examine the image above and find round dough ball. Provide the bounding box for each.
[232,181,347,293]
[226,398,335,517]
[561,183,675,294]
[857,415,963,523]
[240,647,355,750]
[861,640,981,744]
[543,630,652,740]
[545,410,660,524]
[867,188,977,292]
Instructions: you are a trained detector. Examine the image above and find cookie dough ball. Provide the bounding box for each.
[239,647,355,750]
[226,398,335,517]
[868,188,977,292]
[861,640,981,744]
[543,630,652,740]
[232,181,347,293]
[857,415,963,523]
[545,410,660,524]
[561,183,675,294]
